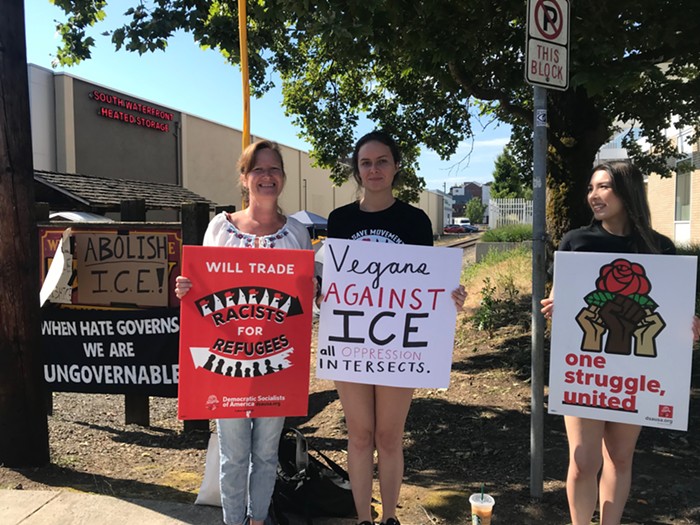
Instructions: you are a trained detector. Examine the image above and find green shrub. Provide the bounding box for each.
[470,275,521,338]
[481,224,533,242]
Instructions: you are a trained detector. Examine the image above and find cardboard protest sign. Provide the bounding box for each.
[178,246,314,419]
[74,232,169,307]
[316,239,462,388]
[39,226,183,307]
[548,252,697,430]
[41,307,180,396]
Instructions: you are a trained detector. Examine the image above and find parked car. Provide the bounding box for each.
[444,223,479,234]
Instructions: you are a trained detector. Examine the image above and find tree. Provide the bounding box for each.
[465,198,487,224]
[490,145,533,200]
[1,0,50,466]
[51,1,700,240]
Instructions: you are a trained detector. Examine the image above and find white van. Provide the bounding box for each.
[455,217,471,226]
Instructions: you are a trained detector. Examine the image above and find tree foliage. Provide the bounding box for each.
[465,198,487,224]
[490,145,533,199]
[50,0,700,238]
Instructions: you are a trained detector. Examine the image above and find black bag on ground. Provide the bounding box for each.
[273,427,356,524]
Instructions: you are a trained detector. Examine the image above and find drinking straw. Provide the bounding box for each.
[481,482,484,501]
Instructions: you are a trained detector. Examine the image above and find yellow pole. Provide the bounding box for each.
[238,0,250,209]
[238,0,250,150]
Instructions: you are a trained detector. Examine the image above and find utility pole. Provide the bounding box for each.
[530,85,547,498]
[525,0,570,498]
[0,0,50,466]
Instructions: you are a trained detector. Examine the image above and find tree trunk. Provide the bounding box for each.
[546,87,613,244]
[0,0,50,466]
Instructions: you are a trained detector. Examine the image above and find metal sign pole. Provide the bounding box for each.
[530,85,547,499]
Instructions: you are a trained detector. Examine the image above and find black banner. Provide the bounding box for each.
[41,307,180,396]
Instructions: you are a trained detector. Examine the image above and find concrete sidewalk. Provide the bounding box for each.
[0,489,222,525]
[0,489,356,525]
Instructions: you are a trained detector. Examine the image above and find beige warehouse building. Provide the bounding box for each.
[27,64,444,234]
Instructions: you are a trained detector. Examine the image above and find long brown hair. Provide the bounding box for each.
[589,160,659,253]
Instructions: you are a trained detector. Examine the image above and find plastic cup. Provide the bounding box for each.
[469,493,495,525]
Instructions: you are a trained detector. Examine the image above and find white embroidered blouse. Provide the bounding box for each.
[203,212,312,250]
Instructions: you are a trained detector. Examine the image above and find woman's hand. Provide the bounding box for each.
[451,285,467,312]
[175,276,192,300]
[540,296,554,319]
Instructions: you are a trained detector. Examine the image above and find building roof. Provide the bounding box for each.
[34,169,215,212]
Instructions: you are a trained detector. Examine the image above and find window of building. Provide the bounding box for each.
[675,170,690,221]
[678,129,694,157]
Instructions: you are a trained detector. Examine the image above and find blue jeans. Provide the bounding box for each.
[217,417,285,525]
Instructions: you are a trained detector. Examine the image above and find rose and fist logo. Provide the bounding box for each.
[577,258,665,357]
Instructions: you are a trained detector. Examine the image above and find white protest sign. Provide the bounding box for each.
[40,227,74,306]
[548,252,697,430]
[316,239,463,388]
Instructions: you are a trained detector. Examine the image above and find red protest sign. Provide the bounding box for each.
[178,246,314,419]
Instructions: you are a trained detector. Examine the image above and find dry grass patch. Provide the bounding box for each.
[462,246,532,312]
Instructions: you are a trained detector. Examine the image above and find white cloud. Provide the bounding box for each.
[422,134,510,159]
[456,137,510,150]
[475,137,510,148]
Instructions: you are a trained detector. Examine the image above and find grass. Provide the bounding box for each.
[462,246,532,311]
[480,224,533,242]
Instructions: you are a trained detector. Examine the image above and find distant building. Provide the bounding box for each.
[594,129,636,164]
[591,124,699,245]
[647,125,699,245]
[482,182,491,223]
[463,182,483,201]
[25,63,447,234]
[450,185,465,196]
[449,181,487,219]
[435,190,454,226]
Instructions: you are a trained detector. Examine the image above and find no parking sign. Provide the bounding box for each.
[526,0,570,90]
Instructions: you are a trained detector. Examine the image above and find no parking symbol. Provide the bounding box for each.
[533,0,566,44]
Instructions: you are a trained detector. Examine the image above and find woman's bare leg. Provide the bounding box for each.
[336,380,377,523]
[599,422,641,525]
[374,385,414,523]
[564,416,605,525]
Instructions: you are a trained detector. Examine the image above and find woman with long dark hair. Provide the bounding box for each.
[541,160,700,525]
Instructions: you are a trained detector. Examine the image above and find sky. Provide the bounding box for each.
[23,1,512,191]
